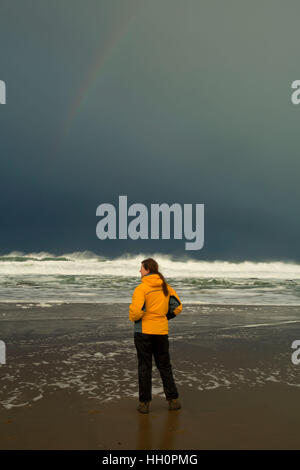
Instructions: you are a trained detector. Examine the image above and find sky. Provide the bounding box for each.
[1,0,300,261]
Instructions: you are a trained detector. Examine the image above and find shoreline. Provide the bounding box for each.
[1,301,300,307]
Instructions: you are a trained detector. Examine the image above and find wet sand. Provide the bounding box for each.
[0,302,300,449]
[1,383,300,449]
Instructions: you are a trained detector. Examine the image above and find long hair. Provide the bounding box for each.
[141,258,169,296]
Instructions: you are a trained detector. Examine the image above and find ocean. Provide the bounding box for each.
[0,250,300,305]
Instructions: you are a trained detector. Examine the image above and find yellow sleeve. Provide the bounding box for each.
[129,285,146,322]
[168,285,183,316]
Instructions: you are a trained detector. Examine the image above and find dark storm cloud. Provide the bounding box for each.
[1,0,300,260]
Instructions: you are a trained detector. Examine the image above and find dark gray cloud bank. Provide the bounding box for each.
[0,0,299,261]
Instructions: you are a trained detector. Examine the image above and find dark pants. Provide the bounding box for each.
[134,332,179,402]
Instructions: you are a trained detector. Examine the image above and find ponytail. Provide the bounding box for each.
[141,258,169,296]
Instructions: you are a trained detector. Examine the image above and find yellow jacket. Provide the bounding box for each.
[129,273,182,335]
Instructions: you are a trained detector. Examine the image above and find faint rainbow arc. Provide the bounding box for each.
[54,7,141,154]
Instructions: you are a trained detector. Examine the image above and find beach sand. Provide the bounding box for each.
[0,302,300,449]
[1,383,300,449]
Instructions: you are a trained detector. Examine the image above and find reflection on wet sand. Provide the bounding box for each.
[137,405,181,450]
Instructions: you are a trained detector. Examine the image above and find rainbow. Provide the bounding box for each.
[53,5,141,153]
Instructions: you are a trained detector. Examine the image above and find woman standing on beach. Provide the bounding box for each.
[129,258,182,414]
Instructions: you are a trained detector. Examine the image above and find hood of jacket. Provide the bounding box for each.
[141,273,164,288]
